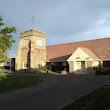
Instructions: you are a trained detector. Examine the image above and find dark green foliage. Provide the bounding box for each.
[0,49,9,63]
[0,16,16,63]
[47,62,69,73]
[0,16,16,51]
[100,69,110,75]
[51,63,64,73]
[0,17,4,26]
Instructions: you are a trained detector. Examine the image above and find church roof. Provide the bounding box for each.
[79,47,99,60]
[46,37,110,62]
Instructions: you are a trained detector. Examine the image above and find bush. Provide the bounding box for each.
[46,62,69,73]
[100,69,110,75]
[0,66,4,70]
[36,65,47,73]
[0,66,4,74]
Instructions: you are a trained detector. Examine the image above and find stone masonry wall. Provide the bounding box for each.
[16,29,46,72]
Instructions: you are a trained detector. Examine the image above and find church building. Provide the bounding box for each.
[16,29,110,74]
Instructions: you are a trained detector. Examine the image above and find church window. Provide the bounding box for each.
[23,61,28,69]
[36,40,42,46]
[23,39,28,46]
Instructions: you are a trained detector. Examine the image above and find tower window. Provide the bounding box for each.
[23,61,28,69]
[36,40,42,46]
[23,39,28,46]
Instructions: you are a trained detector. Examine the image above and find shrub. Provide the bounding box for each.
[100,69,110,75]
[36,65,47,73]
[0,66,4,70]
[0,66,4,74]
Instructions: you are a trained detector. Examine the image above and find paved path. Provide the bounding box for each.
[0,74,110,110]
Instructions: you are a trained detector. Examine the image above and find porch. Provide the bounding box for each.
[68,60,100,74]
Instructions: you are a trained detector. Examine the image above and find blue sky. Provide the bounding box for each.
[1,0,110,58]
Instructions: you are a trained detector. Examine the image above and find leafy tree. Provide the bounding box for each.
[0,49,8,63]
[0,16,16,63]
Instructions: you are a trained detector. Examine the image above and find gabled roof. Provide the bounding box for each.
[46,37,110,62]
[79,47,99,60]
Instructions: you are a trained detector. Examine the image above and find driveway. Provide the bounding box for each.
[0,74,110,110]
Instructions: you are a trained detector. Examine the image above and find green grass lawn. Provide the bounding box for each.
[62,84,110,110]
[0,74,43,93]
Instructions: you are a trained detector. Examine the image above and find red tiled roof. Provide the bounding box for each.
[46,37,110,62]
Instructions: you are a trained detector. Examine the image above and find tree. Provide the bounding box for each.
[0,49,8,63]
[0,16,16,63]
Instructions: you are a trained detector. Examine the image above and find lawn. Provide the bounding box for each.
[62,84,110,110]
[0,74,43,93]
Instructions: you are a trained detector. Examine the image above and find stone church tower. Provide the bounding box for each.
[16,29,46,72]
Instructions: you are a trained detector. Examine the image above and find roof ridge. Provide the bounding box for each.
[47,37,110,47]
[78,47,90,50]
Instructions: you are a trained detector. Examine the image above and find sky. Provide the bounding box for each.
[1,0,110,58]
